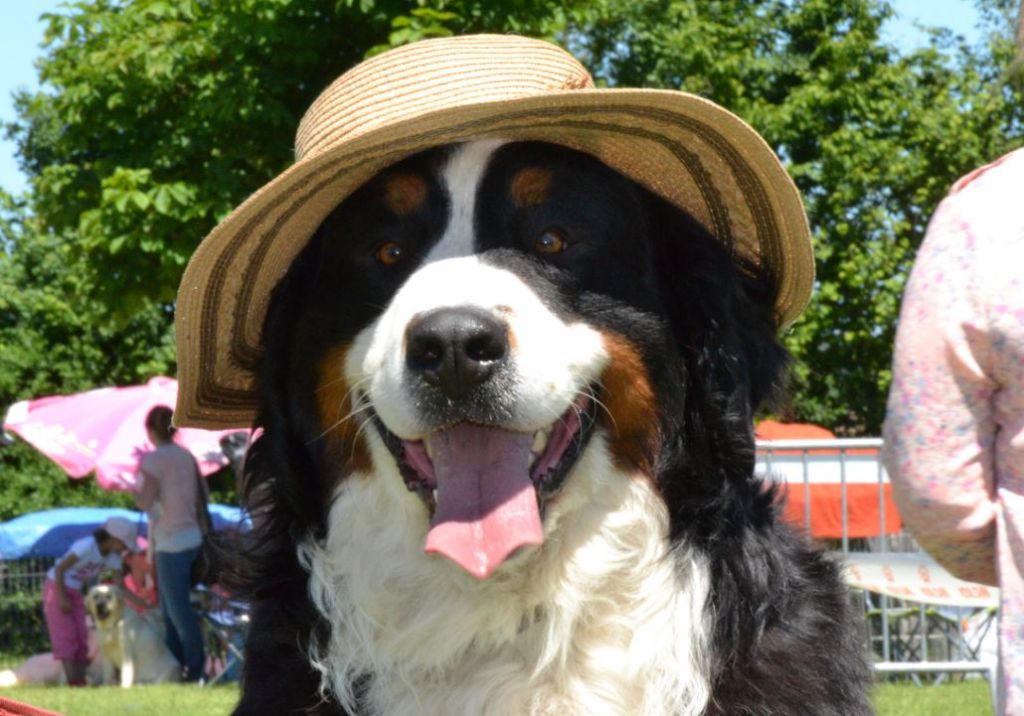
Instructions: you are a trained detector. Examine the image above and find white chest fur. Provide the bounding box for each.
[300,435,712,716]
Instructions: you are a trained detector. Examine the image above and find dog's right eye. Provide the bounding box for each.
[376,241,404,266]
[534,229,569,255]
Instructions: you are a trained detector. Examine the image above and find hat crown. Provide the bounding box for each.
[295,35,595,161]
[103,516,138,547]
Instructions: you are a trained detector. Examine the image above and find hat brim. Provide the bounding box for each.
[175,89,813,428]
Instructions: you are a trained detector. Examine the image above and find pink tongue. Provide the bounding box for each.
[422,423,543,579]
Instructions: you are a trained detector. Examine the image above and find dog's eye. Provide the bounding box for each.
[376,241,404,266]
[534,229,568,255]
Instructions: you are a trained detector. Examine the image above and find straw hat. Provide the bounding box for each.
[175,34,814,429]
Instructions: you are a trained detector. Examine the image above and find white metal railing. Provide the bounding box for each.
[756,438,891,553]
[756,438,997,685]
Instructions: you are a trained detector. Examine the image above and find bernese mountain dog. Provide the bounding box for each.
[228,140,871,715]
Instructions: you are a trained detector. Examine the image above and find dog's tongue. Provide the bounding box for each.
[421,423,543,579]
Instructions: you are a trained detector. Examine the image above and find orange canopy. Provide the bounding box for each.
[756,419,835,441]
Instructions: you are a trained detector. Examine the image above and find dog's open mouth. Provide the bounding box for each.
[373,393,597,579]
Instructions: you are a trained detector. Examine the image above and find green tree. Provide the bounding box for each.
[11,0,572,313]
[0,193,175,405]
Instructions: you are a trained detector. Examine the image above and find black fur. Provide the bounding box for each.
[226,141,871,715]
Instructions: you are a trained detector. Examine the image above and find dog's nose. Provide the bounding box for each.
[405,307,509,400]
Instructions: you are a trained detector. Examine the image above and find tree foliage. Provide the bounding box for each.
[12,0,573,310]
[1,0,1022,518]
[0,188,176,512]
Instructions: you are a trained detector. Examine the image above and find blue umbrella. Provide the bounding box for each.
[0,505,248,560]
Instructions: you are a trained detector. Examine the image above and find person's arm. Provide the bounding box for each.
[52,553,80,613]
[883,193,998,585]
[115,572,155,610]
[193,458,213,534]
[135,461,159,511]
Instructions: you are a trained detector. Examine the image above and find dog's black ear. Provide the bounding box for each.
[252,233,329,523]
[647,195,789,540]
[221,231,332,600]
[649,197,789,417]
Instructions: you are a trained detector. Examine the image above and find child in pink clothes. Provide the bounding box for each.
[884,147,1024,714]
[42,517,137,686]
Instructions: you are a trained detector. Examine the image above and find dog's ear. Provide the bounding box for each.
[647,195,789,539]
[648,196,788,418]
[227,230,338,599]
[251,233,327,526]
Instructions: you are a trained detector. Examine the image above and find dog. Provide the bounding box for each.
[84,584,181,687]
[228,140,871,715]
[0,651,103,687]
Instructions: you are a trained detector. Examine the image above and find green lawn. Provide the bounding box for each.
[1,680,994,715]
[2,684,239,716]
[874,679,993,716]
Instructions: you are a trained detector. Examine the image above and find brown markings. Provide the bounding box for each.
[509,166,553,208]
[501,313,519,357]
[598,331,660,476]
[315,344,372,475]
[383,173,428,215]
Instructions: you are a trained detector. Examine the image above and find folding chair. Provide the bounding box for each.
[192,585,249,686]
[843,552,999,691]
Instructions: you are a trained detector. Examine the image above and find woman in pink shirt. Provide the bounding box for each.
[135,406,207,682]
[883,147,1024,714]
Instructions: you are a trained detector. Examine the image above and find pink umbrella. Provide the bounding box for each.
[3,376,248,492]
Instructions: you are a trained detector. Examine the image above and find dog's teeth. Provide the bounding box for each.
[425,440,435,461]
[532,430,548,454]
[529,452,537,468]
[432,488,438,502]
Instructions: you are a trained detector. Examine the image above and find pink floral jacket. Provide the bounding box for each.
[884,147,1024,714]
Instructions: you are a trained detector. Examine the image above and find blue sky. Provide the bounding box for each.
[0,0,989,196]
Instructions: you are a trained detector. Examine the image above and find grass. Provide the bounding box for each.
[873,679,993,716]
[1,679,994,715]
[2,684,239,715]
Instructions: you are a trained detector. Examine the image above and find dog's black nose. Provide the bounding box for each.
[406,307,509,400]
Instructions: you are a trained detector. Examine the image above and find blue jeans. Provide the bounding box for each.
[155,547,204,681]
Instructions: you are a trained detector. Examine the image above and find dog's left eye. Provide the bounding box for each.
[375,241,405,266]
[534,229,569,255]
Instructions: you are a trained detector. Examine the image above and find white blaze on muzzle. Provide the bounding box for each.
[348,256,607,578]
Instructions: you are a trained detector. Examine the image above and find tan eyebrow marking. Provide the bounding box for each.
[383,173,428,215]
[510,166,553,208]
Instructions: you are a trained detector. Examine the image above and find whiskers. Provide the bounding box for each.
[309,375,375,445]
[349,403,380,463]
[561,374,616,437]
[533,376,613,458]
[579,380,616,434]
